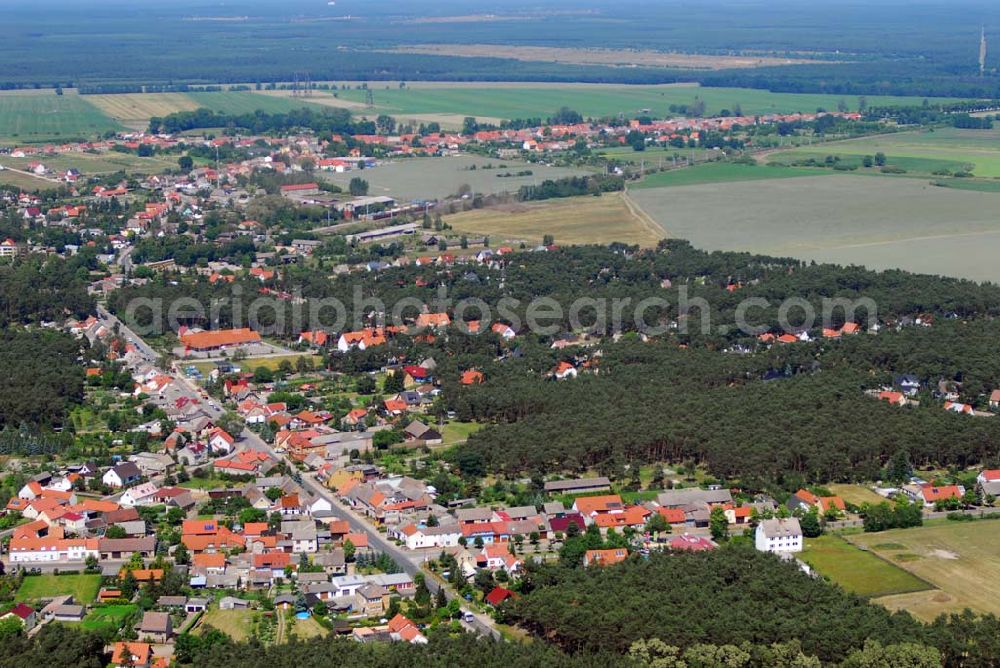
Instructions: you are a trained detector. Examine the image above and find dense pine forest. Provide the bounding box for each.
[111,240,1000,485]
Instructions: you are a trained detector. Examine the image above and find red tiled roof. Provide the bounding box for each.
[181,328,261,351]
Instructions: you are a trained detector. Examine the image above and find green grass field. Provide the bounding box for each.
[767,151,972,175]
[16,574,101,604]
[333,83,961,121]
[186,92,326,116]
[847,520,1000,620]
[81,604,137,633]
[439,421,484,446]
[634,162,817,189]
[768,127,1000,178]
[0,94,121,142]
[801,535,930,598]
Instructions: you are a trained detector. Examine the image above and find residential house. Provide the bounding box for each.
[583,548,628,567]
[137,611,172,643]
[103,462,142,488]
[1,604,36,631]
[755,518,803,554]
[111,642,152,668]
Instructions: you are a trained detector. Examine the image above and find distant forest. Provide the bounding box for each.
[2,0,999,98]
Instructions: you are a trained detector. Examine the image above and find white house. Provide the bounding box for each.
[754,518,803,554]
[306,495,333,516]
[120,482,159,508]
[8,537,100,563]
[207,428,236,455]
[103,462,142,489]
[393,523,462,550]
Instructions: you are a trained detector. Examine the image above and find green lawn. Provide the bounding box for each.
[0,94,121,143]
[439,421,484,446]
[81,604,137,633]
[634,162,816,189]
[800,535,930,598]
[16,574,101,604]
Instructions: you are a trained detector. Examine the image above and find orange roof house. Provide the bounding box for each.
[415,313,450,329]
[180,328,261,351]
[573,494,624,517]
[460,369,484,385]
[583,548,629,567]
[112,642,151,667]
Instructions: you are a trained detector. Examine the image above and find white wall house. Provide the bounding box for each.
[754,518,803,554]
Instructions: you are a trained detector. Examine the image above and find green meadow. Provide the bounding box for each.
[332,83,961,121]
[0,93,121,142]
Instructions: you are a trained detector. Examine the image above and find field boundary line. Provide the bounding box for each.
[622,188,667,239]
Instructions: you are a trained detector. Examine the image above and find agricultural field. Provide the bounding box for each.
[81,604,138,633]
[633,162,817,189]
[84,93,203,129]
[197,608,254,642]
[16,574,101,604]
[332,83,962,122]
[319,155,591,201]
[768,127,1000,178]
[0,92,121,142]
[2,151,177,176]
[595,145,716,166]
[445,192,664,247]
[847,520,1000,620]
[800,535,931,598]
[630,174,1000,282]
[186,92,326,117]
[0,169,56,191]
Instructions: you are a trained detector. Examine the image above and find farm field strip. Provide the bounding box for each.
[445,192,664,247]
[186,92,327,116]
[330,84,964,121]
[84,93,203,128]
[631,173,1000,282]
[769,128,1000,177]
[0,94,121,142]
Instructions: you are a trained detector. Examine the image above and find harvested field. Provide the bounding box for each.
[84,93,202,129]
[385,44,824,70]
[319,154,590,201]
[849,520,1000,620]
[631,174,1000,282]
[445,192,664,247]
